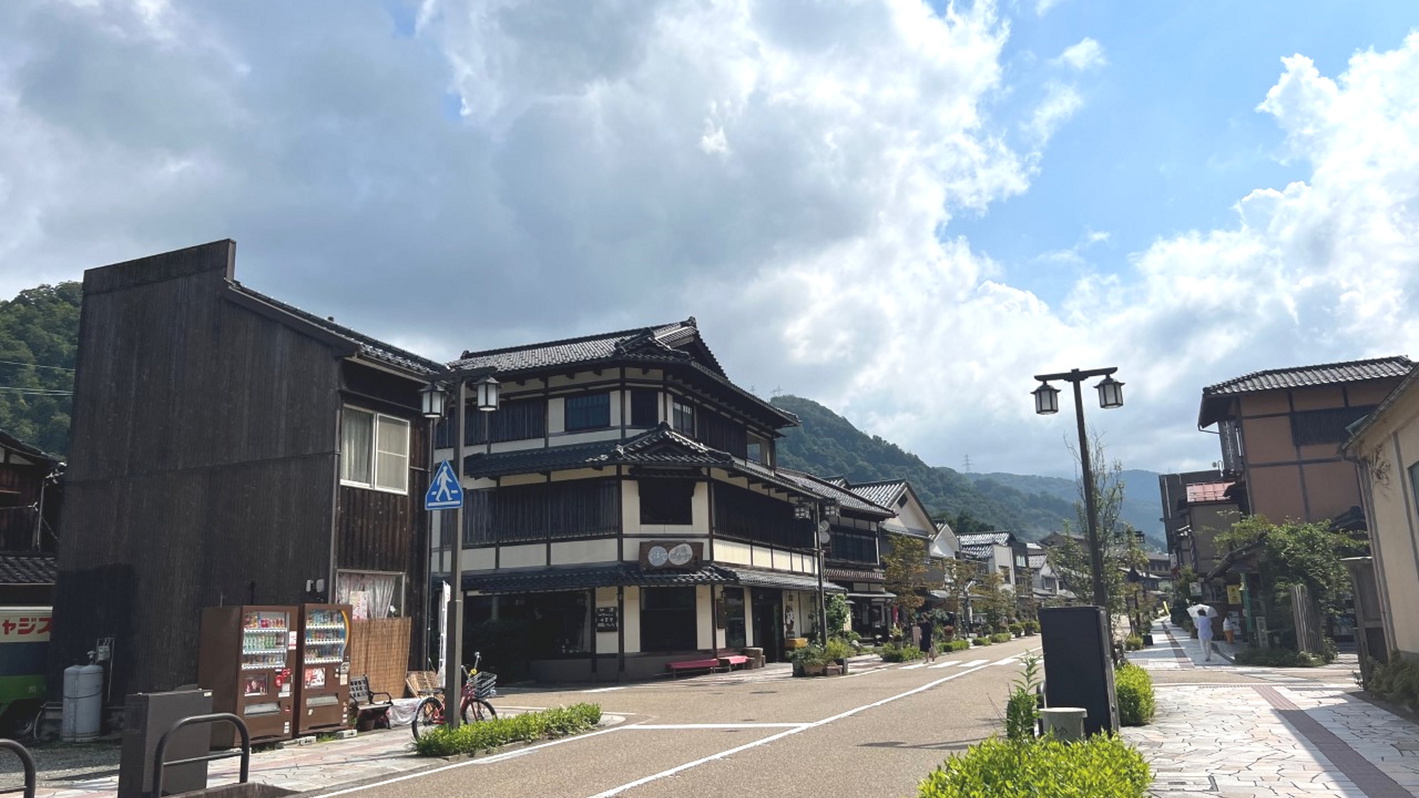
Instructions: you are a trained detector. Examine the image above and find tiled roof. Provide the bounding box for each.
[1027,554,1048,569]
[1199,356,1412,428]
[0,554,56,585]
[825,566,885,582]
[845,480,907,510]
[448,318,798,430]
[956,532,1014,547]
[1185,482,1234,504]
[464,563,844,594]
[0,430,60,465]
[231,284,443,376]
[776,469,894,517]
[464,424,733,478]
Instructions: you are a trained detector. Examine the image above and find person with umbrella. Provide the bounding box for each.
[1192,605,1216,662]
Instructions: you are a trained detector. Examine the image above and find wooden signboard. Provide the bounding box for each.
[595,607,619,633]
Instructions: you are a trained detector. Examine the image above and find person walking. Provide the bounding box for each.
[1222,614,1236,644]
[1196,607,1215,662]
[918,615,936,662]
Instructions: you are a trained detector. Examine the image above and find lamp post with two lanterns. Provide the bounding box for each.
[421,372,501,730]
[1031,367,1124,609]
[794,497,839,644]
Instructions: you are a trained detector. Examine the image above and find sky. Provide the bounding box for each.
[3,0,1418,479]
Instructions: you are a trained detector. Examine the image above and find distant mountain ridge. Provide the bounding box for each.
[770,395,1162,543]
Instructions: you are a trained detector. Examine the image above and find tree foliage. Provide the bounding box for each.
[882,532,928,616]
[0,283,81,455]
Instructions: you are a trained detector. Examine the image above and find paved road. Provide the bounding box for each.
[312,639,1042,798]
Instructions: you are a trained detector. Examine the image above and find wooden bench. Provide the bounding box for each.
[348,675,394,731]
[718,655,750,670]
[666,658,721,677]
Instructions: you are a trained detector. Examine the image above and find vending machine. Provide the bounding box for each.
[294,603,352,735]
[198,605,297,746]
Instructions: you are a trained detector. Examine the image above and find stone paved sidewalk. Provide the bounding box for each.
[1123,620,1419,797]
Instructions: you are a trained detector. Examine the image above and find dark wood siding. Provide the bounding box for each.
[57,240,346,697]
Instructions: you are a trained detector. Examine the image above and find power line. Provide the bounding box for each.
[0,387,72,396]
[0,358,74,372]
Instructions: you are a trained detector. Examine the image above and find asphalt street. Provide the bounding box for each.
[309,637,1044,798]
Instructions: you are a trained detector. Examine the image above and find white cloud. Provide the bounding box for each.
[1024,81,1083,146]
[1054,38,1106,71]
[1035,0,1064,17]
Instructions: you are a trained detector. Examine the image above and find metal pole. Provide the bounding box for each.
[1071,374,1108,609]
[815,506,828,644]
[445,378,465,729]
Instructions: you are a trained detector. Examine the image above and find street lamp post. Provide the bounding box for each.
[436,373,499,729]
[1032,367,1124,609]
[419,382,447,676]
[796,498,838,644]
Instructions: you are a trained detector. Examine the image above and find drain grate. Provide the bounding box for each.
[1149,773,1218,793]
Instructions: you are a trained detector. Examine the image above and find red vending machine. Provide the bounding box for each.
[198,605,297,746]
[294,603,352,735]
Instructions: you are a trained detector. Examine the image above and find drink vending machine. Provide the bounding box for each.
[198,605,297,746]
[294,603,352,735]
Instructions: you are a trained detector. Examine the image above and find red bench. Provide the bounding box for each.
[718,655,749,670]
[667,658,721,677]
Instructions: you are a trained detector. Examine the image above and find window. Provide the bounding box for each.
[630,388,659,427]
[1291,406,1375,447]
[335,571,404,619]
[470,398,548,444]
[341,408,409,493]
[639,479,695,525]
[672,399,695,435]
[565,393,611,431]
[640,587,697,652]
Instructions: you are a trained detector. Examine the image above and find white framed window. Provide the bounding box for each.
[336,570,404,619]
[341,408,410,493]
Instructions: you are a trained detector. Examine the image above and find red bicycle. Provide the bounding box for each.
[411,651,498,740]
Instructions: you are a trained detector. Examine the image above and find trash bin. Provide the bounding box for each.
[118,689,213,798]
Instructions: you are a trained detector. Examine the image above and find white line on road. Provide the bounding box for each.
[899,663,927,670]
[582,659,1000,798]
[958,658,990,668]
[992,657,1020,666]
[624,723,809,730]
[581,686,627,693]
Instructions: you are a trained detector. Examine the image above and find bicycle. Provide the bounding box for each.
[411,651,498,740]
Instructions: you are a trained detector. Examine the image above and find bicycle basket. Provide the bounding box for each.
[473,671,497,699]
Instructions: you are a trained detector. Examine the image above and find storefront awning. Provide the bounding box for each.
[845,591,895,600]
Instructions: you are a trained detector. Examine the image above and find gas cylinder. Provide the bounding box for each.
[61,656,103,742]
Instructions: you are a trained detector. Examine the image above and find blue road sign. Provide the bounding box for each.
[424,460,464,510]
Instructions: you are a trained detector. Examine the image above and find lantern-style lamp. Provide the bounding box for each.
[474,375,501,412]
[420,382,446,419]
[1095,374,1124,409]
[1032,381,1060,415]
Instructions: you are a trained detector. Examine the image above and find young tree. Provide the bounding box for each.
[882,532,928,620]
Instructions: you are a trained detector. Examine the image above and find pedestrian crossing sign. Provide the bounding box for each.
[424,460,464,510]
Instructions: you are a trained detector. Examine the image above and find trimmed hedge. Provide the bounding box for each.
[972,637,991,647]
[947,640,971,652]
[1023,620,1040,635]
[917,735,1151,798]
[1114,663,1155,726]
[990,633,1013,644]
[1234,647,1326,667]
[880,642,925,662]
[1368,657,1419,713]
[1124,635,1143,651]
[413,703,602,757]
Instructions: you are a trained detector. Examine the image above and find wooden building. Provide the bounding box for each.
[436,319,860,681]
[0,430,61,605]
[56,240,442,704]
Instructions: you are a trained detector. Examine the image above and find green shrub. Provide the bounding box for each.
[879,642,925,662]
[972,637,990,647]
[1124,635,1143,651]
[949,640,971,652]
[1234,647,1326,667]
[916,735,1151,797]
[414,703,602,757]
[1005,654,1042,742]
[1367,657,1419,711]
[1008,623,1024,637]
[991,633,1013,644]
[1023,620,1040,635]
[1114,663,1155,726]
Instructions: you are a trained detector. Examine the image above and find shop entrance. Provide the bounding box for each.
[750,589,783,662]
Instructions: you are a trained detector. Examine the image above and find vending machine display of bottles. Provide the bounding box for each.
[294,604,352,734]
[198,605,297,746]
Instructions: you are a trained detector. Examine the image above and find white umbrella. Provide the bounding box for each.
[1186,604,1218,619]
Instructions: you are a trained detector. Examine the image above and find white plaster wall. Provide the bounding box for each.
[466,548,496,571]
[595,586,620,655]
[696,585,713,649]
[551,539,618,565]
[716,540,752,565]
[499,544,546,569]
[623,586,641,653]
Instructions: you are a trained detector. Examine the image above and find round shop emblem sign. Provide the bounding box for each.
[647,546,669,567]
[668,543,694,566]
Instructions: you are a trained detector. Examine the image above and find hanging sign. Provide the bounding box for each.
[595,607,619,633]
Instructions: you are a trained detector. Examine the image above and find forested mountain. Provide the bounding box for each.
[770,394,1162,541]
[0,283,80,456]
[959,470,1164,545]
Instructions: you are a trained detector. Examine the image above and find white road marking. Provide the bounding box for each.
[899,663,928,670]
[992,657,1020,666]
[581,686,627,693]
[958,658,990,668]
[582,660,1000,798]
[625,723,808,730]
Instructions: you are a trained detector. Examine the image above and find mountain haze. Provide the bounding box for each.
[770,395,1162,542]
